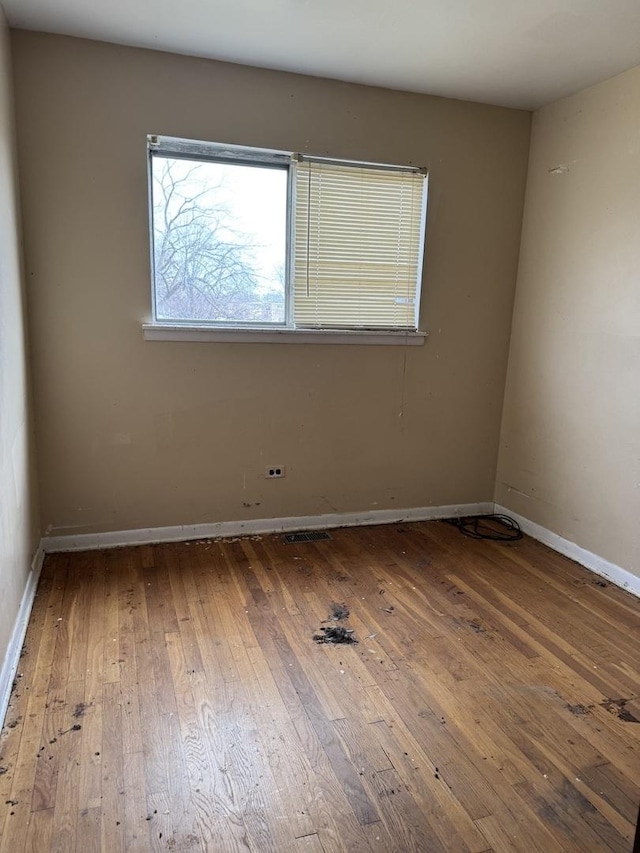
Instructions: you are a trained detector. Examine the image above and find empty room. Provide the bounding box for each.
[0,0,639,850]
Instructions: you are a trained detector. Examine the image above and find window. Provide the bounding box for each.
[147,136,428,339]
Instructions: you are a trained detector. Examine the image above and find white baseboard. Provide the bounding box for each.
[41,502,495,553]
[0,542,45,728]
[37,501,640,599]
[495,504,640,598]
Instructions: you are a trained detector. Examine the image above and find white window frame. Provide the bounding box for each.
[144,135,428,346]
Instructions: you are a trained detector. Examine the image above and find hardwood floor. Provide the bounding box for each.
[0,520,638,852]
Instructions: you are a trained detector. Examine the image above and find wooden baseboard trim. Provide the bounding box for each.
[495,504,640,598]
[41,502,495,553]
[0,542,45,727]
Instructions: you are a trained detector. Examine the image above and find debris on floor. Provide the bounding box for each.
[314,602,358,644]
[313,626,358,645]
[593,580,608,588]
[601,697,640,723]
[327,602,350,621]
[58,724,82,736]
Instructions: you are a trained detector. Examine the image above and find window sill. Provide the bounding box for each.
[142,324,427,346]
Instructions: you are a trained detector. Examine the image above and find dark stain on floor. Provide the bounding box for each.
[601,697,640,723]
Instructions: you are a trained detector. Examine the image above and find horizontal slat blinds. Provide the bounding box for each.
[294,161,426,329]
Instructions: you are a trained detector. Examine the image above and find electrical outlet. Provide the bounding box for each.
[265,465,285,478]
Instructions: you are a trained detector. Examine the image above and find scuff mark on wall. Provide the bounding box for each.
[504,483,531,499]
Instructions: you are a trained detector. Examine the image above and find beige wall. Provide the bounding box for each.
[12,32,530,537]
[0,10,39,675]
[497,66,640,577]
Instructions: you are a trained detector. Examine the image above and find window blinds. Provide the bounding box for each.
[293,160,426,329]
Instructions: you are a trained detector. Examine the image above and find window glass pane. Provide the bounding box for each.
[152,156,287,324]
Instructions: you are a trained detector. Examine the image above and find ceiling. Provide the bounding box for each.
[4,0,640,109]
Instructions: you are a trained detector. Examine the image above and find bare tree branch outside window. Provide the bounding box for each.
[152,158,286,324]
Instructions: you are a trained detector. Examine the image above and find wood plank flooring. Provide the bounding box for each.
[0,520,638,852]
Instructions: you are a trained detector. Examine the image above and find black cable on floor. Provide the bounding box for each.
[444,514,523,542]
